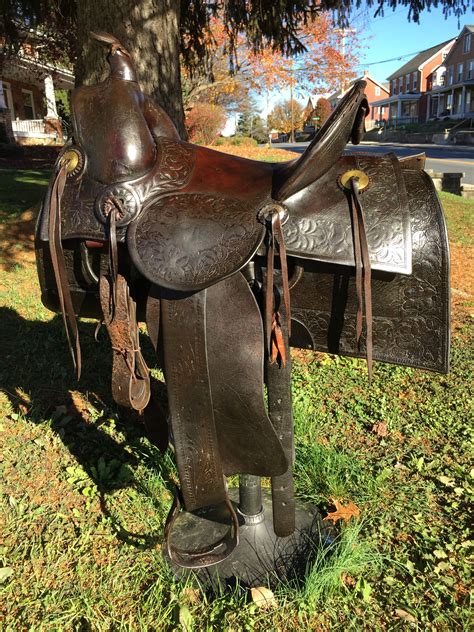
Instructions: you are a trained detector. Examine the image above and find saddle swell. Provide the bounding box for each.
[34,32,450,569]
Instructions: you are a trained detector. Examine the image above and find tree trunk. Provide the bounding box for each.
[75,0,186,138]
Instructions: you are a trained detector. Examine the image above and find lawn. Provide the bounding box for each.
[0,156,472,630]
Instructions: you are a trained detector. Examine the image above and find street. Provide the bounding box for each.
[274,142,474,184]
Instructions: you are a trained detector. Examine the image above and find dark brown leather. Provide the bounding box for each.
[34,32,450,570]
[99,274,150,411]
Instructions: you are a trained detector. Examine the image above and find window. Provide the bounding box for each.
[442,51,448,61]
[1,81,14,115]
[440,73,446,86]
[457,63,464,82]
[463,33,472,54]
[468,60,474,80]
[448,67,454,85]
[22,90,35,119]
[406,73,411,91]
[375,86,381,96]
[413,72,418,90]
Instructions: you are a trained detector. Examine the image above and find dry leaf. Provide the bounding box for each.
[394,608,417,624]
[324,499,360,524]
[250,586,278,610]
[183,587,200,605]
[372,421,389,437]
[341,572,356,588]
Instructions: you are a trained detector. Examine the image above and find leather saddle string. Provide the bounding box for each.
[107,202,119,315]
[265,211,291,366]
[48,161,82,379]
[349,178,373,380]
[265,218,275,356]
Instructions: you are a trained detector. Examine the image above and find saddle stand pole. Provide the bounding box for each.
[165,473,332,589]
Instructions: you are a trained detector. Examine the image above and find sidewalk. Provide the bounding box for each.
[359,140,474,152]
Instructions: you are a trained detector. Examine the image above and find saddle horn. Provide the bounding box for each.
[90,31,138,82]
[273,81,369,201]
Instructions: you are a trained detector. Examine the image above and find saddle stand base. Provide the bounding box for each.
[165,477,332,589]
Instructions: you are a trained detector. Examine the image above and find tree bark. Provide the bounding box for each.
[75,0,186,138]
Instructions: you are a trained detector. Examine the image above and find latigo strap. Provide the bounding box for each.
[99,274,150,411]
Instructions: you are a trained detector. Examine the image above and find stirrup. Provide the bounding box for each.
[164,487,240,569]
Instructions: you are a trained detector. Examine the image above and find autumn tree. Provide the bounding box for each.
[1,0,469,137]
[313,97,333,128]
[185,102,227,145]
[268,100,305,140]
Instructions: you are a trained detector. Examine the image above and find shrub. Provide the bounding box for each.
[185,103,226,145]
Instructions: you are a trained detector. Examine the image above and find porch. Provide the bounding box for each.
[427,82,474,120]
[0,55,74,145]
[372,93,423,127]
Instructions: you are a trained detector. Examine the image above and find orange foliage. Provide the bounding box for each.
[182,13,361,108]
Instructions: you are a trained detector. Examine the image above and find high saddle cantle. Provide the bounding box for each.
[35,33,450,568]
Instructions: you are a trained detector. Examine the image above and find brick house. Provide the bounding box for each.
[0,46,74,144]
[328,72,389,129]
[426,25,474,119]
[372,38,455,126]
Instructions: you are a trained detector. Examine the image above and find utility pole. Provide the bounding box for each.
[334,27,356,93]
[289,62,295,143]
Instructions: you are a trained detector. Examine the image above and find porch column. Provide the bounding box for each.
[451,88,454,114]
[437,95,442,117]
[0,80,6,109]
[461,86,467,116]
[396,98,402,121]
[426,95,430,121]
[44,75,58,118]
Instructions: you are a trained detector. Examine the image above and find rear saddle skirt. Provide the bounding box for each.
[35,33,450,568]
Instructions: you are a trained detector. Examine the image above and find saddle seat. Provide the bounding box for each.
[37,38,373,293]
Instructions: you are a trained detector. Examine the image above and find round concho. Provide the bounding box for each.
[95,184,140,227]
[59,147,85,179]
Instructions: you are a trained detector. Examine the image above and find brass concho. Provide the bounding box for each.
[95,184,141,227]
[59,148,84,178]
[339,169,370,192]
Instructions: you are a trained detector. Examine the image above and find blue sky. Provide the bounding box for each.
[352,4,472,85]
[222,4,472,133]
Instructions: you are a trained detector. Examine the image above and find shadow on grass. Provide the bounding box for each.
[0,168,50,271]
[0,306,174,548]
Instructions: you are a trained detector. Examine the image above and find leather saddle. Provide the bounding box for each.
[35,33,450,568]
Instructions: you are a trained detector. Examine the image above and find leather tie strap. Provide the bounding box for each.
[265,208,291,366]
[348,177,373,380]
[48,161,82,379]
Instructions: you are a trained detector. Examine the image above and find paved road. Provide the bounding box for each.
[274,142,474,185]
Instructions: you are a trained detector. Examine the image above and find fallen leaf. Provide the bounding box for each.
[0,567,14,583]
[250,586,278,610]
[178,604,193,630]
[394,608,417,624]
[371,421,389,437]
[182,587,200,605]
[341,572,356,588]
[324,499,360,524]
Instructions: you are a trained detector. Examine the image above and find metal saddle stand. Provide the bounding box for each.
[35,33,450,587]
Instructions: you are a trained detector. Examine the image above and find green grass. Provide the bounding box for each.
[0,168,473,630]
[0,168,50,219]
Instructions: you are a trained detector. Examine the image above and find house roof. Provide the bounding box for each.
[444,25,474,65]
[328,73,389,102]
[387,39,454,80]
